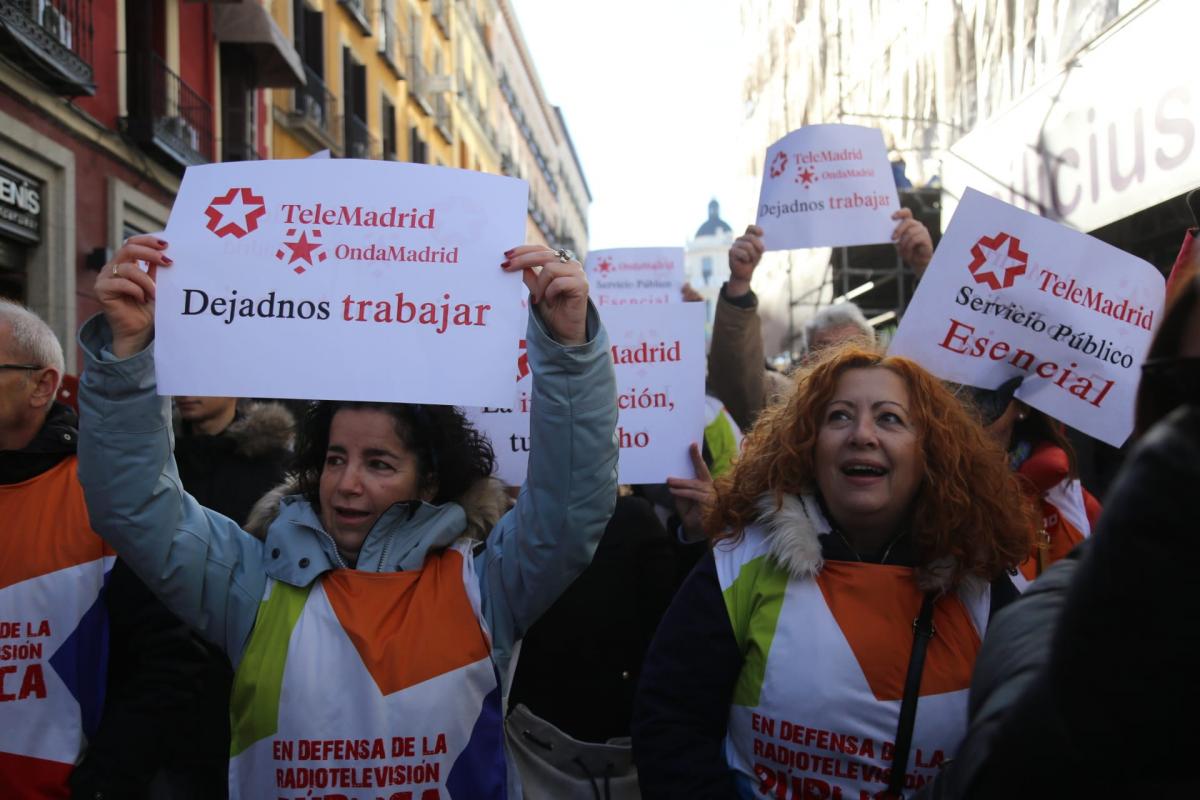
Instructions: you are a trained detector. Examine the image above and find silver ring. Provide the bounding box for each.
[111,262,120,277]
[555,248,575,263]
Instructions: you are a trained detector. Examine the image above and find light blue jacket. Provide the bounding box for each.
[76,303,618,681]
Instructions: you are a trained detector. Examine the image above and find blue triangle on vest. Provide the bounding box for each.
[48,568,112,738]
[446,682,507,797]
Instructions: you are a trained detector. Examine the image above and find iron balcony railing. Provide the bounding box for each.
[408,53,432,115]
[344,114,379,159]
[431,0,449,36]
[0,0,95,94]
[433,91,452,142]
[290,63,340,150]
[127,51,213,165]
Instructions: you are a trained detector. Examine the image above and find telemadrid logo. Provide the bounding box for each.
[967,232,1028,290]
[204,187,267,239]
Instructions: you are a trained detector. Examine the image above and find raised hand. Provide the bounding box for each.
[502,245,589,346]
[94,234,172,357]
[727,225,765,298]
[667,443,716,543]
[891,208,934,279]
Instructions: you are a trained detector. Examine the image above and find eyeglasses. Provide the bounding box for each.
[0,363,42,371]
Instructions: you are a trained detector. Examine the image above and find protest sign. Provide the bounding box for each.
[889,188,1164,446]
[153,160,528,405]
[755,124,899,250]
[584,247,685,307]
[465,302,707,485]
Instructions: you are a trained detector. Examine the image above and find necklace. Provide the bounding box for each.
[832,527,907,565]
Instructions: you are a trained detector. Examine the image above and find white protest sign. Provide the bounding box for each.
[889,188,1164,446]
[465,302,707,485]
[154,160,528,405]
[755,124,899,250]
[584,247,685,307]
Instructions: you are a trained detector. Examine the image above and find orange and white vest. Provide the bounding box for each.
[228,539,506,800]
[1013,443,1102,591]
[0,456,115,799]
[716,526,987,799]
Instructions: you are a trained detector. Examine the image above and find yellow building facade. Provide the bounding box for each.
[267,0,586,251]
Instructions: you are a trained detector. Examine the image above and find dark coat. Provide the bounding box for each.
[918,404,1200,798]
[174,401,293,527]
[507,495,677,743]
[0,404,211,799]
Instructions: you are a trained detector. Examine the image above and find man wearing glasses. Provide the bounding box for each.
[0,299,207,798]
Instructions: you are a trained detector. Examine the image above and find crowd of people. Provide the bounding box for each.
[1,192,1197,800]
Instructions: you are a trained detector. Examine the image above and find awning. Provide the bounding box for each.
[214,2,306,89]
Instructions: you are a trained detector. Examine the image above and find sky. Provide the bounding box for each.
[509,0,753,251]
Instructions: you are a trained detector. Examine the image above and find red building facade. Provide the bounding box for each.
[0,0,302,369]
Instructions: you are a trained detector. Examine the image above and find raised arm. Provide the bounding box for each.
[76,236,265,663]
[707,225,769,430]
[475,246,619,675]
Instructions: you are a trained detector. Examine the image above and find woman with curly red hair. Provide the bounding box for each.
[632,346,1035,800]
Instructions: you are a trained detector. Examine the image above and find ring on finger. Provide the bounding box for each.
[111,262,120,277]
[554,248,575,263]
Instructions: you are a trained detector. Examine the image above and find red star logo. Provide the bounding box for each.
[204,187,266,238]
[796,167,817,187]
[275,228,327,274]
[515,339,529,382]
[967,232,1029,290]
[769,151,788,179]
[597,258,613,275]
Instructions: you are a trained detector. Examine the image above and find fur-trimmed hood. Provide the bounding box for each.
[243,473,509,543]
[754,493,959,594]
[173,401,295,458]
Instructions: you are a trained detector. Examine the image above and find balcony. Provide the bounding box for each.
[0,0,95,95]
[125,52,213,167]
[339,0,371,34]
[344,114,379,159]
[408,54,432,115]
[431,0,449,37]
[380,19,405,78]
[433,92,452,143]
[288,64,340,151]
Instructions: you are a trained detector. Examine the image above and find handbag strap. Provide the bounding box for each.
[885,592,937,799]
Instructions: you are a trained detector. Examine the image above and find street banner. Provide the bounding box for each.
[755,124,899,250]
[153,160,528,405]
[889,188,1164,446]
[465,302,707,485]
[584,247,685,307]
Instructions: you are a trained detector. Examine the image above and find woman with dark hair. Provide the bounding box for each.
[76,235,619,799]
[632,345,1034,799]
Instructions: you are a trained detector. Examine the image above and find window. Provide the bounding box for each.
[381,95,397,160]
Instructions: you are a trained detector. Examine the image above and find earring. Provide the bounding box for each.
[1017,413,1027,421]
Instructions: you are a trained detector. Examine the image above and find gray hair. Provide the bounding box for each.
[804,301,876,347]
[0,299,65,384]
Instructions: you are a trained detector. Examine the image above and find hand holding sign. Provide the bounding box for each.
[502,245,587,345]
[95,234,171,358]
[667,442,715,542]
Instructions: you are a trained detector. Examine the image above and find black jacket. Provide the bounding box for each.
[508,495,677,743]
[0,404,211,799]
[918,404,1200,798]
[174,401,293,527]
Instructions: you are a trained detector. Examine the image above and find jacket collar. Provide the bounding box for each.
[755,493,958,593]
[248,475,508,586]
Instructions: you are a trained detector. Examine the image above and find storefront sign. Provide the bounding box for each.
[755,124,899,250]
[889,189,1164,447]
[943,0,1200,232]
[0,162,41,244]
[465,302,707,485]
[154,160,528,405]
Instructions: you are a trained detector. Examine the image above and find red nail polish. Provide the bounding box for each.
[501,260,510,268]
[162,255,173,265]
[504,249,515,257]
[157,239,168,247]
